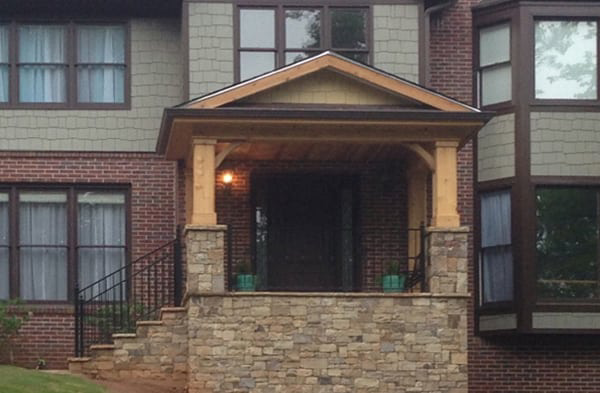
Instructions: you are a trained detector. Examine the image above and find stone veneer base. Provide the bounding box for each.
[186,293,468,393]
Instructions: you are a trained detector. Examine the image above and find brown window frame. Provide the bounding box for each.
[0,19,130,110]
[475,20,512,109]
[0,184,131,304]
[532,17,600,105]
[235,2,371,82]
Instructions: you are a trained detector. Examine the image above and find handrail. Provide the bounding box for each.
[74,231,182,357]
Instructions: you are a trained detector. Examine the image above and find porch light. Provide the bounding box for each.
[222,171,234,185]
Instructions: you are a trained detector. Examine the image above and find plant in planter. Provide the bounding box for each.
[381,260,406,293]
[235,261,256,292]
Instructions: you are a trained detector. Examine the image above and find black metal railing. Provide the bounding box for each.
[406,224,429,292]
[74,232,183,357]
[226,222,429,293]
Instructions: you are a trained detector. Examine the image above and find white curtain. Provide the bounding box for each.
[19,193,68,300]
[78,193,125,299]
[18,25,66,103]
[77,26,125,103]
[0,26,8,102]
[481,191,513,303]
[0,194,9,299]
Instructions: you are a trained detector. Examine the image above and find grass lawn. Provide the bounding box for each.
[0,365,106,393]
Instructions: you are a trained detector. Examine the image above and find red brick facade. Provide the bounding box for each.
[0,152,178,368]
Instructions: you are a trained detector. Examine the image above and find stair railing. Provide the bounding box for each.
[74,230,182,357]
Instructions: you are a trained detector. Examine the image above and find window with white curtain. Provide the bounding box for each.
[0,25,8,103]
[480,190,513,303]
[0,21,127,106]
[77,192,126,298]
[18,25,67,103]
[76,25,125,103]
[1,186,129,302]
[19,192,68,301]
[478,23,511,107]
[0,193,9,299]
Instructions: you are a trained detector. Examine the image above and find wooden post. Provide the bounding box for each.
[189,138,217,225]
[432,141,460,227]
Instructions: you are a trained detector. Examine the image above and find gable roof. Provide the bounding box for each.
[181,51,480,113]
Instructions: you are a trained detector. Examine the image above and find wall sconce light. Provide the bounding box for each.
[222,171,234,185]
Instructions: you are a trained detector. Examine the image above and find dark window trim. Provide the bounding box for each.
[0,184,131,304]
[0,19,131,110]
[474,19,513,109]
[532,16,600,104]
[477,187,515,307]
[235,2,372,82]
[534,184,600,304]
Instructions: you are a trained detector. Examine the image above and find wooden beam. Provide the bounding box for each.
[432,141,460,227]
[190,139,217,225]
[215,142,242,168]
[403,143,435,171]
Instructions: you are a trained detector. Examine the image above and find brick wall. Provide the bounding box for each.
[432,1,600,392]
[0,152,177,368]
[214,160,409,292]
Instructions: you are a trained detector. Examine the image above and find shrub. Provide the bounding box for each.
[0,299,29,364]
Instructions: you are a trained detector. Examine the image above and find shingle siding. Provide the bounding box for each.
[373,4,420,82]
[531,112,600,177]
[477,113,515,182]
[188,2,234,99]
[0,18,182,152]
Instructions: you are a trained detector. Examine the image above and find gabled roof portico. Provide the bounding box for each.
[157,52,493,229]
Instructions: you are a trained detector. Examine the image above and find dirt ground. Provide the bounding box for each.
[94,378,186,393]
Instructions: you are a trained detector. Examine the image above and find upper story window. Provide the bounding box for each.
[0,22,127,108]
[238,6,369,81]
[535,20,597,100]
[477,23,511,107]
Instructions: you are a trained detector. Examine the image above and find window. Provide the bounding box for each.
[480,190,513,303]
[536,187,600,299]
[238,6,369,80]
[0,25,8,103]
[535,20,597,100]
[77,192,126,295]
[477,23,511,106]
[0,22,127,107]
[0,186,128,301]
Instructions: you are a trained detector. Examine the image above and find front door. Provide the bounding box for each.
[253,174,356,291]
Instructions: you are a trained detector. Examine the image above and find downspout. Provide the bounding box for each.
[423,0,457,87]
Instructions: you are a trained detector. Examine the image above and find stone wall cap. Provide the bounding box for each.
[427,226,470,233]
[189,291,470,299]
[184,224,227,233]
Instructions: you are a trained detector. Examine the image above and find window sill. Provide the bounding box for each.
[0,102,131,110]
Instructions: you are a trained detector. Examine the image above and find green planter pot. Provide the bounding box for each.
[236,274,256,292]
[382,275,405,293]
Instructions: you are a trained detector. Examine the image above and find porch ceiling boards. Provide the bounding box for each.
[215,141,422,162]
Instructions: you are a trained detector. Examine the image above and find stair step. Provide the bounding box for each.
[160,306,186,316]
[112,333,137,339]
[137,320,163,327]
[89,344,116,351]
[68,357,91,363]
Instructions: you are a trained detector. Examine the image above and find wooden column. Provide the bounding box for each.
[432,141,460,227]
[407,162,428,270]
[189,138,217,225]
